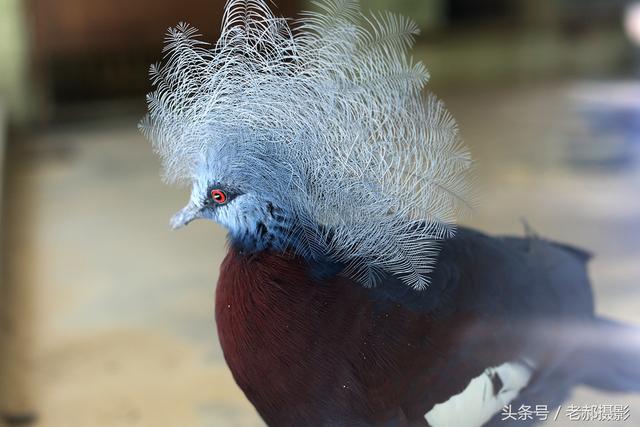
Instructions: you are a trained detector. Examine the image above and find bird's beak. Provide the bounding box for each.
[170,201,203,230]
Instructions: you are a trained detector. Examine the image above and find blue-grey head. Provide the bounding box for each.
[140,0,472,289]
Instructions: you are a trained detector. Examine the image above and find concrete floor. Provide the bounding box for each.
[1,83,640,426]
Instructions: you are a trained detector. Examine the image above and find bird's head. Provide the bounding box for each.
[167,146,302,253]
[141,0,472,288]
[168,177,246,231]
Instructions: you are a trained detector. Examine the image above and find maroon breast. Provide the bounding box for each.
[214,248,477,426]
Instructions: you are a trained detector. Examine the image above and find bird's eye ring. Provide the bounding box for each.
[211,189,227,204]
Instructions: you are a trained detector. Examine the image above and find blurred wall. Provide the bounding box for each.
[0,0,632,125]
[361,0,445,30]
[25,0,226,105]
[13,0,300,115]
[0,0,30,123]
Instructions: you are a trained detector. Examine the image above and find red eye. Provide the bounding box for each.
[211,189,227,204]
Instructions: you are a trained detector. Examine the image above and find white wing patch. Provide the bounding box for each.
[425,359,535,427]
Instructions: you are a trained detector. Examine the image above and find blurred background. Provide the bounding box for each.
[0,0,639,426]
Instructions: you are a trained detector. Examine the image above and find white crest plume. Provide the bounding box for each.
[141,0,472,289]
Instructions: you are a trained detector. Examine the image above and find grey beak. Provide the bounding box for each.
[170,202,203,230]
